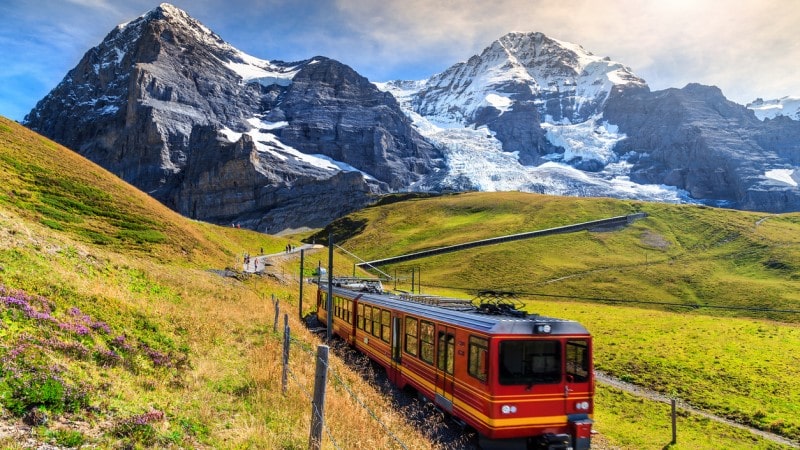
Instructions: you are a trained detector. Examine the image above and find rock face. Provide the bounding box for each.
[24,6,800,224]
[604,83,800,211]
[24,3,441,232]
[405,32,647,166]
[383,32,800,212]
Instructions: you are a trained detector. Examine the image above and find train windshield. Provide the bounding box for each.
[499,340,561,385]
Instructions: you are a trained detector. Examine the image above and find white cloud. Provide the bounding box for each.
[0,0,798,120]
[329,0,800,102]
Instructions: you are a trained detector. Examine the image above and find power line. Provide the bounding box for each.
[415,282,800,315]
[516,290,800,315]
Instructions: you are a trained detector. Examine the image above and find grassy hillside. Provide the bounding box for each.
[0,117,434,449]
[329,191,800,319]
[321,191,800,446]
[2,116,796,449]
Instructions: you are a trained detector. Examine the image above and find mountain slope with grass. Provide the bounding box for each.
[0,116,437,449]
[325,191,800,317]
[318,191,800,446]
[2,116,797,449]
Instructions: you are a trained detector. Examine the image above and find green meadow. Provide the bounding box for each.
[1,115,798,448]
[322,191,800,447]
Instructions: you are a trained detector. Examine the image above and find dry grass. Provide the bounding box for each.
[0,117,445,449]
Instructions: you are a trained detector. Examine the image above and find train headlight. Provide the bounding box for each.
[575,401,590,410]
[534,324,552,334]
[501,405,518,414]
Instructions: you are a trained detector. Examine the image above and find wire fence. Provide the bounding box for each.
[271,297,412,450]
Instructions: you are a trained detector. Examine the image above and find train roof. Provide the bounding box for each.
[323,282,590,337]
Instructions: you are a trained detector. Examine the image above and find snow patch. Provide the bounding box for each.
[747,97,800,121]
[485,94,512,113]
[239,118,376,180]
[219,127,242,143]
[224,52,300,87]
[765,169,798,187]
[542,118,625,165]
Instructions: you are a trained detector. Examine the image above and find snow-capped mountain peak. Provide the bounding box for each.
[408,31,646,127]
[116,3,227,52]
[380,31,661,202]
[118,3,301,86]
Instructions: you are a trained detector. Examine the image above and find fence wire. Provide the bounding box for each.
[285,358,343,450]
[280,317,411,450]
[326,364,410,450]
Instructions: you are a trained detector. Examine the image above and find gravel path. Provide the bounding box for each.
[596,371,800,448]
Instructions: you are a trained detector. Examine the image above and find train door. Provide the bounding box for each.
[389,316,402,384]
[435,326,456,413]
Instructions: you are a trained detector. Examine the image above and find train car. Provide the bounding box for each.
[315,278,594,450]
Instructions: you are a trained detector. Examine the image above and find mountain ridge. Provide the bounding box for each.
[23,3,800,231]
[24,3,441,233]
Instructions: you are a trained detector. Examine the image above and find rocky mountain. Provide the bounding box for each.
[381,32,800,212]
[405,32,646,166]
[24,3,442,233]
[24,4,800,232]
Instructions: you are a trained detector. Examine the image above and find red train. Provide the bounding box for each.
[315,278,594,450]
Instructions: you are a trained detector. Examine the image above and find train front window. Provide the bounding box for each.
[499,340,561,385]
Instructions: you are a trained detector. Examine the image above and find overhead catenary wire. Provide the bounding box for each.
[415,282,800,315]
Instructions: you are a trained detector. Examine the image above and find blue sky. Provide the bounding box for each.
[1,0,798,121]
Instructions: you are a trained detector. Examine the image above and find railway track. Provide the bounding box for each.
[595,372,800,448]
[356,213,647,269]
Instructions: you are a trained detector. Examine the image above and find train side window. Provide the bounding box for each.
[419,320,435,365]
[381,310,391,343]
[357,304,365,330]
[344,298,352,323]
[319,292,327,311]
[364,306,372,334]
[437,332,455,375]
[372,307,382,338]
[404,317,418,356]
[566,340,590,382]
[468,336,488,382]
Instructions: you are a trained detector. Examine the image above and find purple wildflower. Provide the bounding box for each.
[141,345,173,368]
[44,338,90,359]
[128,409,165,425]
[90,321,112,334]
[58,322,90,336]
[110,335,133,352]
[94,349,121,367]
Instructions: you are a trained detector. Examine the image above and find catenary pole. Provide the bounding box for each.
[326,233,333,342]
[299,249,304,321]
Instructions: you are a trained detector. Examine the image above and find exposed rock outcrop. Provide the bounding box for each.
[24,4,441,232]
[23,6,800,226]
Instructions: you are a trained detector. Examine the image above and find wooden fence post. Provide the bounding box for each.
[273,295,279,333]
[299,249,305,321]
[282,314,290,395]
[671,398,677,444]
[308,345,330,450]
